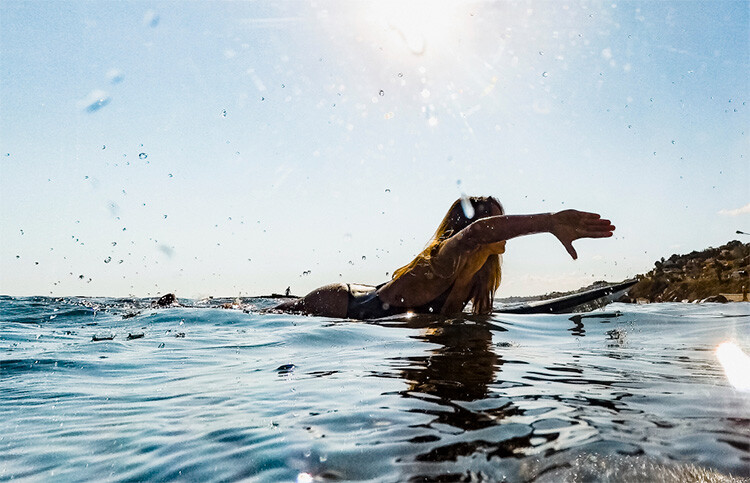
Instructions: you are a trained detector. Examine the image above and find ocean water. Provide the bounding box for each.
[1,296,749,482]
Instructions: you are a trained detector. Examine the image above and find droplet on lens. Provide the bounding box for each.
[460,194,475,219]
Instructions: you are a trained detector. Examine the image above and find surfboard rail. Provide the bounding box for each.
[495,279,638,314]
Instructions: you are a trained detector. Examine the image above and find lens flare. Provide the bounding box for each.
[716,341,750,392]
[297,472,314,483]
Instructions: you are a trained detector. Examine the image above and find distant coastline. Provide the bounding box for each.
[625,240,749,303]
[498,240,749,304]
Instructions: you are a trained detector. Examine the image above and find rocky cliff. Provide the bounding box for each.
[626,240,750,303]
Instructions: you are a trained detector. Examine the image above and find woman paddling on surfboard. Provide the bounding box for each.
[274,196,615,319]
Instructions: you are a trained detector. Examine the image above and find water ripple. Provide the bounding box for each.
[1,297,749,480]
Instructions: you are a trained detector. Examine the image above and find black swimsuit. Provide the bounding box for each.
[346,283,453,320]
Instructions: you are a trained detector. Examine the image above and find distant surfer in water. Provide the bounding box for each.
[274,196,615,319]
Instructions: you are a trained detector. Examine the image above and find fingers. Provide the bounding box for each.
[579,225,615,238]
[581,231,614,239]
[581,222,615,236]
[583,217,613,227]
[563,240,578,260]
[581,217,615,237]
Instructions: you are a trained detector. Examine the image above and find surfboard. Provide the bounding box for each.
[495,279,638,314]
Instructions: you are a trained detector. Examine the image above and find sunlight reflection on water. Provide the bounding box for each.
[716,341,750,392]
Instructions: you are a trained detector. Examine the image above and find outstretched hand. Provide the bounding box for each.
[551,210,615,260]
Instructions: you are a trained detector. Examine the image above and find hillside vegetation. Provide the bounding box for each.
[627,240,750,302]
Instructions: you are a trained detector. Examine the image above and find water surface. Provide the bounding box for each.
[1,296,748,481]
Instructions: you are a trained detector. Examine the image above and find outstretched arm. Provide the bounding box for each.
[379,209,614,308]
[440,210,615,260]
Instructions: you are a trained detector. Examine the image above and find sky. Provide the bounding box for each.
[1,0,748,299]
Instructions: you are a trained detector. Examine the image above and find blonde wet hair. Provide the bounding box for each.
[392,196,504,315]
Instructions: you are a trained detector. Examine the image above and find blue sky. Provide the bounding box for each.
[1,1,748,298]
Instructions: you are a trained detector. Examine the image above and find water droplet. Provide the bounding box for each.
[102,145,106,150]
[221,109,227,117]
[107,69,124,84]
[385,188,391,193]
[460,194,475,219]
[542,71,549,77]
[671,140,675,145]
[139,153,147,159]
[104,257,112,263]
[163,214,168,219]
[379,90,384,96]
[144,10,160,28]
[361,256,366,261]
[84,92,111,112]
[168,173,173,178]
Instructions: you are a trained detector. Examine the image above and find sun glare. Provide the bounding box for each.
[364,1,465,56]
[716,341,750,392]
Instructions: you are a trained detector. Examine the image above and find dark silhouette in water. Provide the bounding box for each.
[154,293,177,307]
